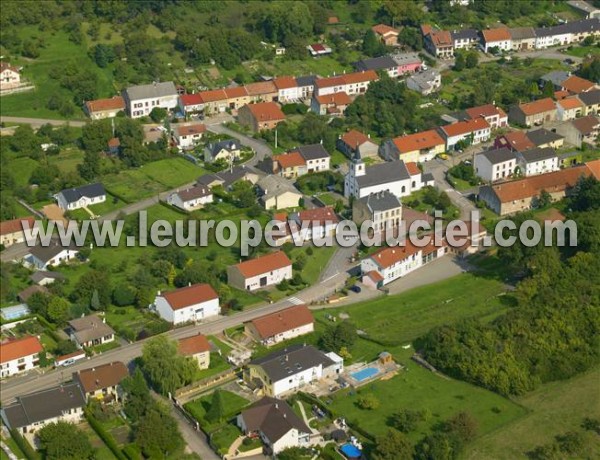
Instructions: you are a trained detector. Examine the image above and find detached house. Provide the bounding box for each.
[123,81,179,118]
[372,24,400,45]
[68,314,115,349]
[167,184,213,211]
[237,397,311,455]
[0,62,20,90]
[245,305,314,346]
[0,336,43,379]
[561,75,598,95]
[55,183,106,211]
[517,147,559,177]
[73,361,128,402]
[509,27,537,50]
[337,130,379,159]
[238,102,285,132]
[0,217,35,248]
[85,96,125,120]
[28,242,79,270]
[1,383,86,435]
[406,69,442,95]
[228,251,292,291]
[244,344,343,397]
[438,117,491,150]
[352,190,403,232]
[508,98,557,127]
[556,114,600,147]
[153,283,220,325]
[178,334,211,369]
[204,139,241,163]
[172,122,206,150]
[473,148,518,182]
[423,26,454,58]
[481,28,512,52]
[382,129,446,163]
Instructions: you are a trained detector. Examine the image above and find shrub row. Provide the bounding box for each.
[85,409,127,460]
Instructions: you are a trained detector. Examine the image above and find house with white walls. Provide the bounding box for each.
[0,336,43,379]
[153,283,220,325]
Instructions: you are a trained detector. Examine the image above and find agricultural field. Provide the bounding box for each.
[465,367,600,459]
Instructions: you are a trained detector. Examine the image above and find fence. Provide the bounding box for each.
[174,368,237,402]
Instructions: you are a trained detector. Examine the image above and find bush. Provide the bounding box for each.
[356,393,379,410]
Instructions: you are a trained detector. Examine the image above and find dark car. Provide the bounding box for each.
[349,285,361,293]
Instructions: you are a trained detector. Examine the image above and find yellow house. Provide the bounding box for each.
[178,334,211,369]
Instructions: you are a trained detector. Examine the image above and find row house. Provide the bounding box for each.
[451,29,479,49]
[337,130,379,159]
[392,52,424,75]
[464,103,508,129]
[481,28,512,53]
[380,129,446,163]
[423,25,454,58]
[0,217,35,249]
[509,27,537,51]
[314,70,378,97]
[578,88,600,113]
[508,98,557,127]
[535,18,600,49]
[556,96,585,121]
[561,75,598,95]
[273,76,301,102]
[438,117,491,150]
[245,80,278,103]
[238,102,286,132]
[85,96,125,120]
[556,114,600,148]
[516,147,560,177]
[273,144,330,178]
[473,147,518,182]
[123,81,179,118]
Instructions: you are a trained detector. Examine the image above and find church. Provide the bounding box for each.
[344,153,434,199]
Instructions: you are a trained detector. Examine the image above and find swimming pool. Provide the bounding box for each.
[351,367,379,382]
[340,443,362,459]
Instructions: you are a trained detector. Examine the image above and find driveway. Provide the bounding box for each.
[424,160,477,220]
[0,116,86,128]
[206,125,272,166]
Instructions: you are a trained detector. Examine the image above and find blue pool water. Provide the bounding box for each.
[340,443,362,458]
[351,367,379,382]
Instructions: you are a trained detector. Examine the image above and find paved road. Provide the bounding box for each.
[0,116,86,128]
[207,124,272,165]
[424,159,477,220]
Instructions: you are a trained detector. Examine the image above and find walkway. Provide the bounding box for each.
[0,116,86,128]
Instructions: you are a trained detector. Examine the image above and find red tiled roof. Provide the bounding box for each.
[233,251,292,279]
[482,27,512,42]
[245,81,277,96]
[328,16,339,24]
[430,30,453,47]
[341,130,372,148]
[372,24,399,36]
[74,361,128,393]
[0,217,35,236]
[178,334,211,356]
[310,43,326,52]
[370,242,423,269]
[0,62,19,73]
[465,104,504,120]
[517,98,556,116]
[440,117,490,137]
[198,89,228,103]
[491,164,592,203]
[405,162,421,176]
[85,96,125,113]
[224,86,248,99]
[392,129,445,153]
[366,270,384,282]
[498,131,535,152]
[587,159,600,179]
[245,102,285,122]
[273,76,297,90]
[249,305,314,339]
[180,93,205,106]
[175,123,207,136]
[554,90,569,100]
[557,96,584,110]
[315,92,352,105]
[161,283,218,310]
[274,151,306,169]
[316,70,378,89]
[297,206,340,225]
[0,336,43,363]
[107,137,120,148]
[561,75,596,94]
[421,24,433,36]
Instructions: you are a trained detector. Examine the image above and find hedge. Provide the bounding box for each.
[9,429,39,460]
[123,444,143,460]
[85,409,127,460]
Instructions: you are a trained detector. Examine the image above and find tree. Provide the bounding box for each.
[445,411,478,445]
[135,405,184,457]
[415,432,456,460]
[362,29,386,57]
[229,180,257,208]
[454,52,466,71]
[205,389,225,423]
[47,296,71,324]
[112,284,136,306]
[90,289,101,310]
[78,151,101,181]
[71,270,111,309]
[319,321,357,352]
[141,336,198,395]
[465,52,479,68]
[121,367,152,422]
[38,422,94,460]
[391,409,425,432]
[372,428,414,460]
[150,107,168,122]
[356,393,380,410]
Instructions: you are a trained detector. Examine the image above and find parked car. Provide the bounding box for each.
[349,285,361,293]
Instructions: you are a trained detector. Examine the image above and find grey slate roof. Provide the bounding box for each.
[68,314,115,344]
[509,27,536,40]
[535,18,600,37]
[30,270,65,284]
[197,165,258,189]
[257,175,301,203]
[520,147,557,163]
[297,143,330,161]
[124,81,177,101]
[240,397,311,443]
[577,89,600,106]
[58,183,105,204]
[295,75,317,87]
[2,382,86,429]
[357,190,402,213]
[356,160,410,188]
[422,172,435,183]
[451,29,479,41]
[249,344,334,382]
[206,139,240,158]
[540,70,571,87]
[527,128,564,146]
[29,241,78,264]
[477,148,517,165]
[354,55,398,72]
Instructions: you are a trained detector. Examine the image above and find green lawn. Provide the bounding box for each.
[290,245,338,285]
[48,147,84,173]
[315,192,338,206]
[184,390,251,433]
[192,336,234,381]
[68,192,125,220]
[4,157,39,186]
[211,424,242,456]
[103,157,205,202]
[565,45,600,57]
[80,421,117,460]
[465,367,600,460]
[328,359,527,443]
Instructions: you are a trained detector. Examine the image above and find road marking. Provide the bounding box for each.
[287,296,304,305]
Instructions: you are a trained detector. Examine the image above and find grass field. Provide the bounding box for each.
[465,367,600,460]
[565,44,600,57]
[4,157,39,186]
[184,390,251,434]
[103,157,205,202]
